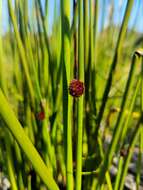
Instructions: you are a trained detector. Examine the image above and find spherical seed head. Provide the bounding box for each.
[37,111,45,120]
[69,79,84,97]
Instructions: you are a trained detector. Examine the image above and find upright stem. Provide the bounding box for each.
[96,0,134,135]
[4,130,18,190]
[0,0,4,90]
[141,57,143,151]
[94,0,98,44]
[61,0,73,189]
[75,0,84,190]
[89,0,96,112]
[97,52,141,186]
[14,141,25,190]
[119,120,141,190]
[7,0,35,107]
[84,0,89,70]
[136,56,143,189]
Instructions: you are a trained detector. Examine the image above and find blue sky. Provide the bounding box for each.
[98,0,143,32]
[1,0,143,35]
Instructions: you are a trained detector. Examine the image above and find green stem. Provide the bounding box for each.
[75,0,84,189]
[97,52,141,186]
[114,78,141,190]
[42,119,56,173]
[119,120,141,190]
[27,175,32,190]
[136,132,142,190]
[4,130,18,190]
[97,134,113,190]
[90,0,96,113]
[120,78,141,142]
[14,141,25,190]
[37,0,55,103]
[84,0,89,71]
[114,156,124,190]
[96,0,134,135]
[61,0,73,189]
[7,0,35,108]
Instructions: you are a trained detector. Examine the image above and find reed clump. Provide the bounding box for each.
[0,1,143,190]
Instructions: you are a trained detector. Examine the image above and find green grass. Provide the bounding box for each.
[0,0,143,190]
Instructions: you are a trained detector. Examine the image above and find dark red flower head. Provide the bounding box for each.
[37,111,45,120]
[69,79,84,97]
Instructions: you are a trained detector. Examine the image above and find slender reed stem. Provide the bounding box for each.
[4,130,18,190]
[97,52,141,186]
[61,0,73,189]
[75,0,84,189]
[114,77,141,190]
[14,141,25,190]
[90,0,96,113]
[7,0,35,107]
[114,156,124,190]
[119,120,141,190]
[84,0,89,71]
[95,0,134,135]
